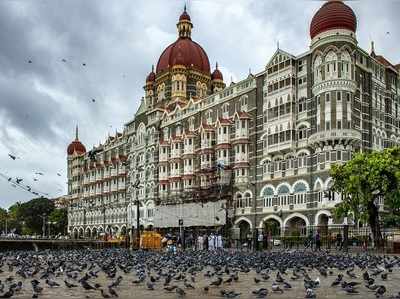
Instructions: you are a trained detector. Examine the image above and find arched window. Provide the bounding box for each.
[314,182,323,202]
[325,51,337,79]
[235,194,243,208]
[244,192,252,207]
[263,187,274,207]
[277,185,290,206]
[293,182,307,204]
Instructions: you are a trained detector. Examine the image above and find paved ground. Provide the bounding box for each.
[0,249,399,299]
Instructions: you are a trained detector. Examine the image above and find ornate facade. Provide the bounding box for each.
[67,1,400,239]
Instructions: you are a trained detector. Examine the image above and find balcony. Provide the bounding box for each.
[183,166,194,175]
[170,168,182,178]
[235,153,249,164]
[170,149,182,160]
[118,166,126,175]
[264,140,294,155]
[234,129,249,140]
[200,140,213,149]
[183,145,195,155]
[217,134,230,145]
[308,129,362,146]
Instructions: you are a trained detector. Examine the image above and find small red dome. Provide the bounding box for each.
[146,66,156,83]
[179,10,191,21]
[156,37,210,74]
[211,63,223,81]
[67,140,86,155]
[310,0,357,39]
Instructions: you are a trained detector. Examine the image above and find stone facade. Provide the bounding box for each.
[66,3,400,239]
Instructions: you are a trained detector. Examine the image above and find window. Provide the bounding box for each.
[337,92,341,101]
[326,93,330,102]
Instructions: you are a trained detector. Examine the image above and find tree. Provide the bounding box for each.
[48,208,68,235]
[330,147,400,248]
[15,197,55,235]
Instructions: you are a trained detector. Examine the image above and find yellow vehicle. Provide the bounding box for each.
[140,231,162,249]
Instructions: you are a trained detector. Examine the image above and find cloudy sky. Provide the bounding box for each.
[0,0,399,209]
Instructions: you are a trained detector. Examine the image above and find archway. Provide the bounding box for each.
[78,227,84,239]
[120,226,127,236]
[238,220,251,242]
[285,216,307,236]
[263,219,281,237]
[85,227,91,238]
[92,227,98,239]
[72,228,78,239]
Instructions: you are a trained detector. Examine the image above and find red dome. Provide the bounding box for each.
[67,140,86,155]
[179,10,191,21]
[310,0,357,39]
[146,66,156,83]
[211,63,223,80]
[156,37,210,74]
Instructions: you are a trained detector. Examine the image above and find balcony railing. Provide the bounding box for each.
[308,129,362,145]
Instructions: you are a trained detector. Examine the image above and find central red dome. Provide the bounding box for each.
[156,37,210,74]
[310,0,357,39]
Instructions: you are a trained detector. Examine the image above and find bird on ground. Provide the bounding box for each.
[272,282,284,293]
[254,277,261,284]
[100,289,111,298]
[381,273,388,280]
[176,287,186,297]
[164,285,177,292]
[376,285,386,298]
[146,282,155,290]
[64,280,77,288]
[305,288,316,298]
[46,279,60,287]
[108,287,118,297]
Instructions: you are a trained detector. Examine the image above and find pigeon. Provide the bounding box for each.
[381,273,388,280]
[254,277,261,284]
[176,287,186,297]
[108,287,118,297]
[64,280,77,288]
[164,285,177,292]
[272,283,284,293]
[28,60,32,63]
[146,282,155,290]
[376,285,386,298]
[100,289,111,298]
[8,154,16,160]
[305,288,316,298]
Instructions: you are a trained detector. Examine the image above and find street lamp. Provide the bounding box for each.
[132,165,144,249]
[39,214,47,238]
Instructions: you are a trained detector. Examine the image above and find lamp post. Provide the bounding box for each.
[132,165,144,249]
[39,214,46,238]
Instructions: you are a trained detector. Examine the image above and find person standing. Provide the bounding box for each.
[315,231,321,251]
[208,233,215,251]
[216,234,223,250]
[197,234,203,250]
[257,232,264,251]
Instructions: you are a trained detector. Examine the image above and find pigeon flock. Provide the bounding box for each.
[0,249,399,299]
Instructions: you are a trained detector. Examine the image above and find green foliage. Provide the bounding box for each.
[48,208,68,235]
[13,197,55,235]
[330,147,400,247]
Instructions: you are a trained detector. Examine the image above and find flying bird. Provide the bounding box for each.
[57,173,62,176]
[35,172,44,176]
[91,98,96,103]
[82,63,86,66]
[28,60,32,63]
[8,154,17,160]
[62,59,67,62]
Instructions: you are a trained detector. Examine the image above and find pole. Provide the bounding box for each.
[5,217,8,235]
[136,199,140,248]
[42,214,46,238]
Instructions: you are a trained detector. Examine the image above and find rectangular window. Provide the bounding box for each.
[326,121,330,130]
[337,120,342,129]
[326,93,330,102]
[337,92,341,101]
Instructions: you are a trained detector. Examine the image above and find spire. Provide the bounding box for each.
[371,41,376,56]
[216,62,218,69]
[75,125,79,141]
[151,64,154,72]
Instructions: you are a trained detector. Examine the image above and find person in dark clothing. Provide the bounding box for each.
[336,233,343,250]
[315,231,321,251]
